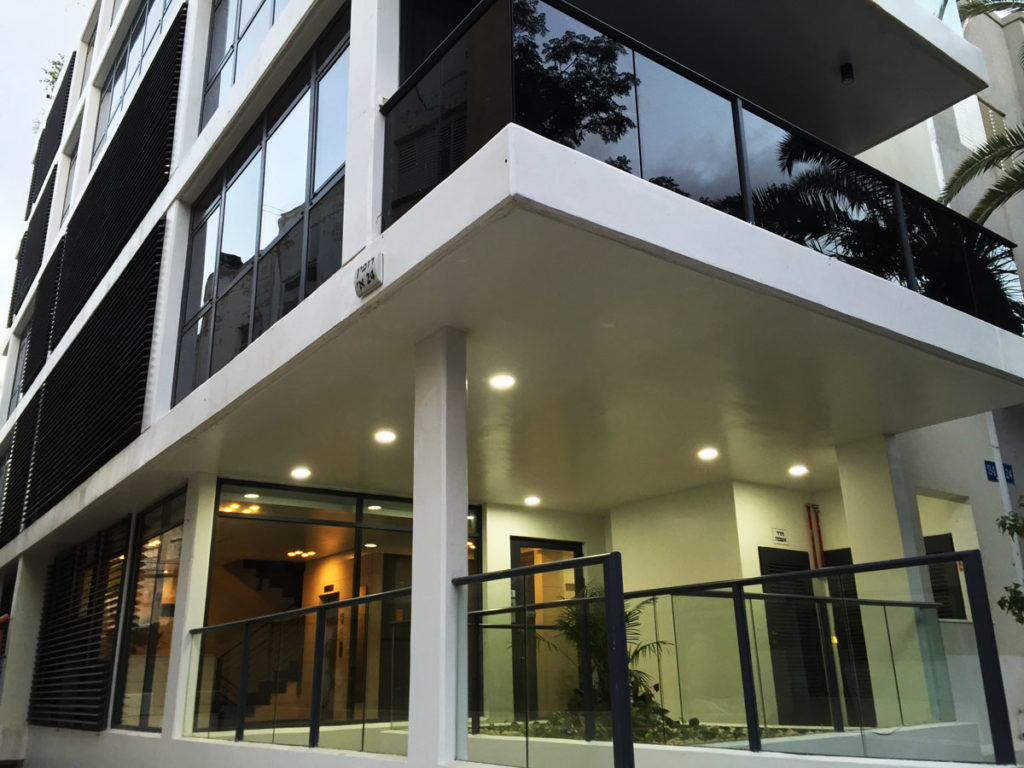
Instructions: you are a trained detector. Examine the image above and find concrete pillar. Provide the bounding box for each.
[407,328,468,767]
[166,474,218,739]
[342,0,400,265]
[0,548,52,761]
[836,435,949,725]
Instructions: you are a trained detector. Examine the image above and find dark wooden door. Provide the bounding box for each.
[759,547,832,726]
[823,548,877,727]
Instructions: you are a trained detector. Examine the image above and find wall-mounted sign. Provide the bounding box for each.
[355,253,383,297]
[985,461,1016,484]
[772,527,788,545]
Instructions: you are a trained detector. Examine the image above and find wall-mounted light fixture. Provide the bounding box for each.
[840,62,855,86]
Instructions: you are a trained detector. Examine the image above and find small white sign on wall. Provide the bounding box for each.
[355,253,384,298]
[771,527,788,546]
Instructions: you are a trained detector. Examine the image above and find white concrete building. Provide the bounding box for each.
[2,1,1024,767]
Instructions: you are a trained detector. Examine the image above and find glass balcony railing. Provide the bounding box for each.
[189,588,410,754]
[454,551,1015,768]
[914,0,963,33]
[382,0,1022,334]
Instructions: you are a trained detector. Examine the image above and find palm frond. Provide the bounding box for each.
[970,160,1024,222]
[939,123,1024,205]
[958,0,1024,19]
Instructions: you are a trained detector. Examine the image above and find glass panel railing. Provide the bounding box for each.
[455,554,630,768]
[382,0,1023,335]
[189,588,411,754]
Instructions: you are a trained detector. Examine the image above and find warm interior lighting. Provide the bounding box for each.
[243,493,260,500]
[227,503,241,511]
[367,505,382,511]
[145,539,161,549]
[524,495,541,507]
[245,505,261,513]
[364,542,378,549]
[788,464,810,478]
[288,550,317,558]
[374,429,397,444]
[489,373,516,391]
[467,540,477,550]
[697,447,719,462]
[291,466,312,480]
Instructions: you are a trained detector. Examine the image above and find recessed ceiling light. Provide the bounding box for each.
[697,447,719,462]
[364,542,378,549]
[467,514,475,520]
[524,495,541,507]
[243,493,260,500]
[291,466,312,480]
[788,464,809,478]
[489,373,516,391]
[367,505,382,511]
[374,429,397,444]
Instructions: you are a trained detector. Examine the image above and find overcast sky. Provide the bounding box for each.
[0,0,91,371]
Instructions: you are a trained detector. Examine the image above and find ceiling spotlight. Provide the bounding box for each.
[243,493,260,500]
[374,429,397,444]
[697,447,719,462]
[788,464,810,478]
[364,542,378,549]
[291,466,312,480]
[489,373,516,391]
[367,505,382,511]
[524,495,541,507]
[467,540,477,550]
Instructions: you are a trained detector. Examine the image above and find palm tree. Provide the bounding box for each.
[938,1,1024,222]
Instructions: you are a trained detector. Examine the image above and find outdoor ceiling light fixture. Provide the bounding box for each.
[244,493,260,500]
[489,373,516,390]
[367,505,382,511]
[291,466,312,480]
[840,62,855,86]
[374,429,397,444]
[364,542,378,549]
[524,495,541,507]
[788,464,810,478]
[697,447,719,462]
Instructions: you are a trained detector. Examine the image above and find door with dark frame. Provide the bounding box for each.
[510,537,584,723]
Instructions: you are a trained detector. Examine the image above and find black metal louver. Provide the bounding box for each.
[0,391,41,547]
[53,5,185,347]
[25,52,75,221]
[22,239,63,393]
[29,517,130,730]
[9,171,57,326]
[24,221,164,527]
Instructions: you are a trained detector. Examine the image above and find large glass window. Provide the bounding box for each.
[175,12,350,403]
[93,0,173,159]
[200,0,293,129]
[114,492,186,730]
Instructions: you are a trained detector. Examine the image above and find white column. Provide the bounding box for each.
[341,0,400,265]
[407,327,468,768]
[166,473,218,739]
[143,201,193,427]
[0,549,52,761]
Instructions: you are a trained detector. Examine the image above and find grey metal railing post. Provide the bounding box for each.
[893,183,921,292]
[732,585,762,751]
[962,550,1016,764]
[309,608,327,748]
[235,623,251,742]
[603,552,635,768]
[733,99,755,225]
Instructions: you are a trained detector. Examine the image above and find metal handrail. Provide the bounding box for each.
[190,586,412,634]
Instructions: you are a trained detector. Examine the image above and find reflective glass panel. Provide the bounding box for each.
[127,20,144,87]
[176,312,211,399]
[145,0,163,48]
[185,207,221,319]
[635,54,741,214]
[261,91,311,250]
[210,270,252,374]
[744,109,905,285]
[208,516,357,624]
[513,0,640,174]
[305,179,344,294]
[362,500,412,531]
[253,222,303,339]
[219,155,261,295]
[208,0,236,71]
[202,67,228,127]
[218,484,357,523]
[314,50,349,191]
[235,0,271,78]
[117,498,185,730]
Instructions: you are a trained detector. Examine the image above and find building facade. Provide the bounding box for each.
[2,1,1024,767]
